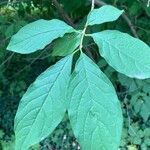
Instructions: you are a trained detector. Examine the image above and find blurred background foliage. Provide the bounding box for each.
[0,0,150,149]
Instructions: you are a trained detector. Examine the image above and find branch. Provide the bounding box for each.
[121,14,139,38]
[79,0,95,51]
[91,0,95,11]
[52,0,75,27]
[92,0,139,38]
[94,0,106,6]
[147,0,150,7]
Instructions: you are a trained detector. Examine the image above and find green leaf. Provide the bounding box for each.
[7,19,75,54]
[131,93,150,122]
[5,24,15,38]
[140,96,150,122]
[144,128,150,137]
[68,53,123,150]
[52,32,81,56]
[117,74,138,92]
[87,5,123,26]
[91,30,150,79]
[14,55,73,150]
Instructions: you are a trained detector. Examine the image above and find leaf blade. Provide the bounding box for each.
[7,19,75,54]
[68,53,123,150]
[15,55,73,150]
[87,5,123,26]
[92,30,150,79]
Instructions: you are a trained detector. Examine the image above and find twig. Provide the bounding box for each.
[0,0,20,6]
[51,0,94,58]
[113,0,118,6]
[147,0,150,7]
[0,0,9,5]
[79,0,95,51]
[79,26,87,51]
[52,0,75,27]
[135,25,150,34]
[91,0,95,11]
[92,0,139,38]
[0,53,14,69]
[7,0,11,6]
[122,14,139,38]
[94,0,105,6]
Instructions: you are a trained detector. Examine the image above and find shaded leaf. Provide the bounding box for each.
[52,32,81,56]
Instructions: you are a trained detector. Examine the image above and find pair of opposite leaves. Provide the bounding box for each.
[7,5,150,150]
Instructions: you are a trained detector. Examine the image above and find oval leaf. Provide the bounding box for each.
[87,5,124,26]
[68,53,123,150]
[92,30,150,79]
[15,55,73,150]
[7,19,75,54]
[52,32,81,56]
